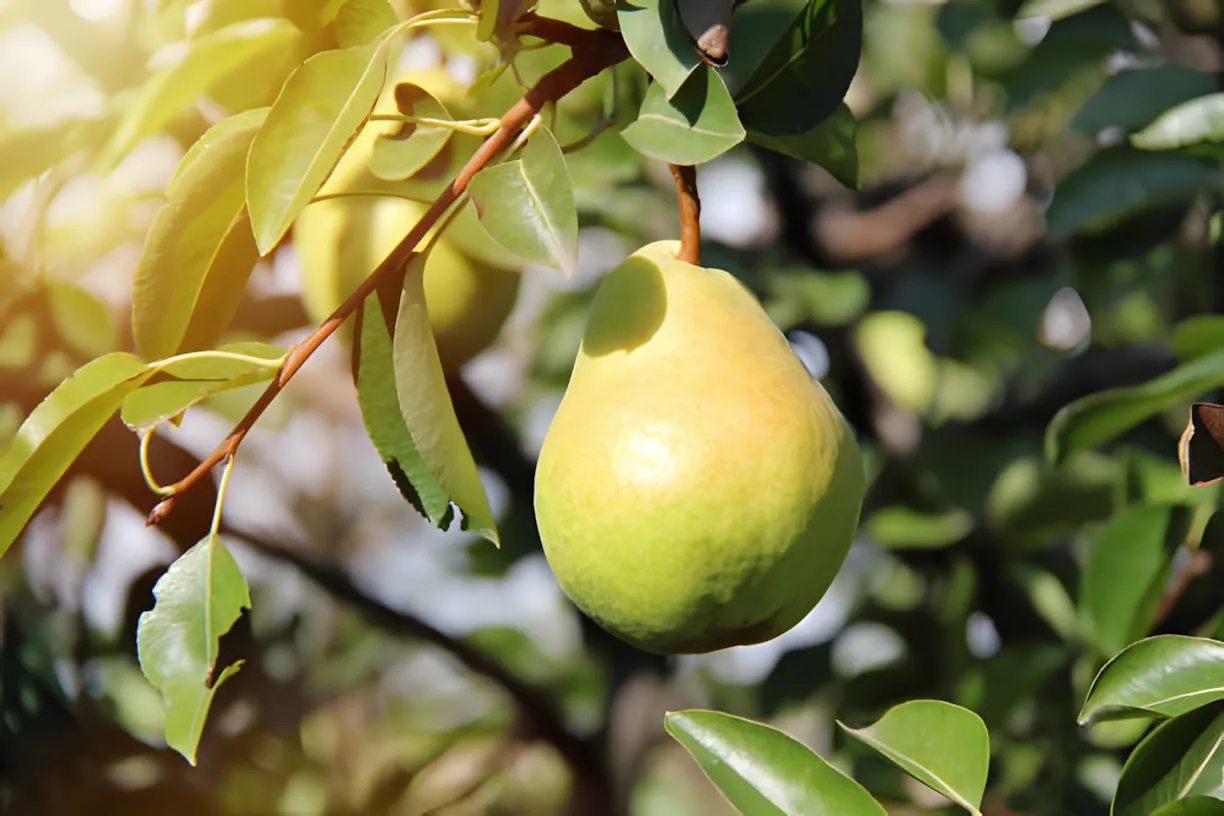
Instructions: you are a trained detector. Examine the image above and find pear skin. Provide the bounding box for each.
[534,240,866,655]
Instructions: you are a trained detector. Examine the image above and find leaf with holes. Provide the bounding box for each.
[1080,636,1224,725]
[1113,701,1224,816]
[246,37,391,254]
[467,127,577,277]
[369,82,454,181]
[620,66,745,166]
[839,700,990,815]
[137,534,251,765]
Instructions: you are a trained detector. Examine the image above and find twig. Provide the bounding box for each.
[146,22,629,527]
[669,164,701,264]
[1151,547,1214,628]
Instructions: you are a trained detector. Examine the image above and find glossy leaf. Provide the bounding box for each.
[716,0,808,97]
[1132,93,1224,153]
[1152,798,1224,815]
[0,354,154,557]
[136,534,251,765]
[733,0,862,138]
[617,0,702,99]
[369,82,454,181]
[332,0,399,47]
[665,709,887,815]
[102,18,298,166]
[747,102,857,188]
[864,506,973,550]
[1045,349,1224,464]
[1113,701,1224,816]
[132,108,266,360]
[246,38,391,255]
[839,700,990,815]
[1072,64,1217,135]
[467,127,578,277]
[279,0,346,30]
[1080,635,1224,725]
[620,66,745,166]
[353,251,498,544]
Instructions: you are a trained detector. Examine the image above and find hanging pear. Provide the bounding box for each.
[534,240,866,655]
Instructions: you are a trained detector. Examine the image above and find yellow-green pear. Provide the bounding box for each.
[534,240,866,655]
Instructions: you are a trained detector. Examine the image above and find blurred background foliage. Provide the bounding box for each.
[3,0,1224,813]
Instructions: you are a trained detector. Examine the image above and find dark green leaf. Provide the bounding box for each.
[369,82,454,181]
[0,116,112,203]
[716,0,808,97]
[1072,64,1217,135]
[747,102,857,188]
[0,354,153,557]
[1152,798,1224,815]
[136,534,251,765]
[665,709,887,815]
[839,700,990,815]
[1172,316,1224,362]
[620,66,745,165]
[1045,349,1224,464]
[1133,93,1224,153]
[246,38,392,255]
[467,127,578,277]
[1113,701,1224,816]
[132,108,266,360]
[733,0,861,138]
[1080,635,1224,725]
[617,0,702,99]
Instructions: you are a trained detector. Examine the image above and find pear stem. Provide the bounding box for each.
[670,163,701,265]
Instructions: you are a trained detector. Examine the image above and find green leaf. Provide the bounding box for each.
[1172,316,1224,362]
[0,354,154,557]
[1132,93,1224,153]
[1080,635,1224,725]
[665,709,888,816]
[353,250,499,545]
[369,82,454,181]
[136,534,251,765]
[864,506,973,550]
[1015,0,1103,21]
[132,108,266,361]
[1072,64,1217,135]
[733,0,862,138]
[747,102,857,188]
[1044,147,1218,241]
[1045,348,1224,464]
[333,0,400,47]
[246,37,392,255]
[467,128,578,277]
[102,18,299,166]
[839,700,990,815]
[1113,701,1224,816]
[617,0,702,99]
[1081,504,1184,658]
[45,280,116,359]
[620,66,745,166]
[1152,798,1224,815]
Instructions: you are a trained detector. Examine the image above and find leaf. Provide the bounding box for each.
[617,0,702,99]
[132,108,266,361]
[733,0,862,138]
[747,102,857,188]
[1072,64,1217,135]
[467,127,578,277]
[838,700,990,815]
[136,534,251,765]
[1152,798,1224,815]
[1113,701,1224,816]
[280,0,347,30]
[245,38,392,255]
[1080,635,1224,725]
[369,82,454,181]
[1080,504,1184,659]
[45,280,116,358]
[1045,348,1224,464]
[1132,93,1224,153]
[716,0,808,97]
[0,116,112,203]
[1173,316,1224,362]
[1044,147,1218,241]
[333,0,400,47]
[352,250,498,544]
[665,709,888,816]
[864,506,973,550]
[102,18,299,166]
[620,66,745,166]
[0,354,154,557]
[1015,0,1103,20]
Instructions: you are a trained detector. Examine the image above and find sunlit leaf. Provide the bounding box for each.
[1080,635,1224,725]
[467,127,578,277]
[617,0,702,99]
[666,709,887,815]
[132,108,266,360]
[620,66,745,166]
[0,116,112,203]
[279,0,347,30]
[1132,93,1224,153]
[1113,701,1224,816]
[333,0,400,47]
[136,534,251,765]
[1072,64,1217,135]
[369,82,454,181]
[246,38,391,255]
[839,700,990,815]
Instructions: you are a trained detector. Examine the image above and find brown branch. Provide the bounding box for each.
[670,164,701,265]
[148,23,629,527]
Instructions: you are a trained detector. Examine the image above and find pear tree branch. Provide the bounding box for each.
[670,163,701,264]
[146,20,629,527]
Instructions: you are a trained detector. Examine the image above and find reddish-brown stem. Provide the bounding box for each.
[669,163,701,265]
[147,23,629,527]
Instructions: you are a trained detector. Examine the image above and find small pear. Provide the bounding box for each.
[534,241,866,655]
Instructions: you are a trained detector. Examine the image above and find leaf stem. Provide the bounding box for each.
[149,349,287,372]
[368,114,502,136]
[209,454,237,537]
[140,426,176,496]
[670,164,701,265]
[145,19,630,527]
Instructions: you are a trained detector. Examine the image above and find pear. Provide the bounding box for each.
[534,240,866,655]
